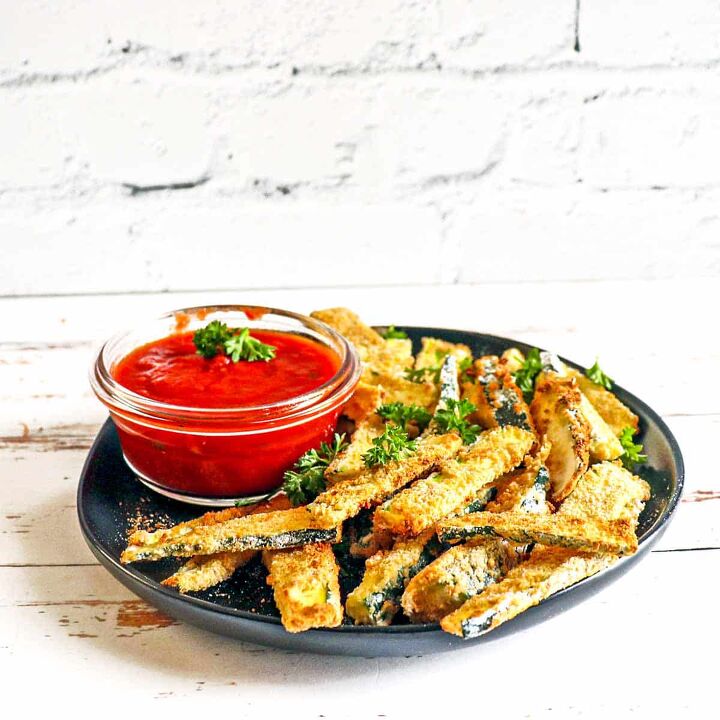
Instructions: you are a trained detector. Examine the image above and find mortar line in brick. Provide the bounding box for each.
[5,59,720,90]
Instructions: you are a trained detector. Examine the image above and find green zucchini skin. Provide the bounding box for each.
[458,485,497,515]
[437,355,459,409]
[129,527,340,562]
[474,356,533,431]
[346,533,445,625]
[519,465,550,512]
[401,539,520,622]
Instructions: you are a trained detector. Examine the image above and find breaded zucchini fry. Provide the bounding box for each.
[403,447,551,623]
[540,353,624,461]
[530,370,591,503]
[126,493,289,547]
[161,494,293,592]
[437,511,639,556]
[402,539,521,623]
[373,426,534,537]
[263,543,343,632]
[309,433,463,527]
[121,508,340,563]
[325,414,386,484]
[440,546,615,638]
[487,441,552,515]
[310,307,384,357]
[375,374,438,409]
[346,530,443,625]
[569,369,640,437]
[415,337,472,371]
[501,348,525,374]
[558,461,650,523]
[326,362,443,485]
[162,550,255,593]
[343,382,383,423]
[578,392,624,461]
[463,355,536,434]
[440,460,650,638]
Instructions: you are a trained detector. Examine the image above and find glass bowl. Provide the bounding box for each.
[90,305,361,506]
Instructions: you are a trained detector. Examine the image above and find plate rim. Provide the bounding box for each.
[77,325,685,638]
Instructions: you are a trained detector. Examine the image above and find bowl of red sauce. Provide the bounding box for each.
[90,305,361,505]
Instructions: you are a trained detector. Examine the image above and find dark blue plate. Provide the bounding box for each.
[77,327,684,656]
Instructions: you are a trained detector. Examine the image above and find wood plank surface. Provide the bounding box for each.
[0,280,717,717]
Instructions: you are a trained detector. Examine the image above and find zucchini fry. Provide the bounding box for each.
[440,460,650,638]
[402,539,521,623]
[310,307,385,357]
[162,550,255,593]
[121,507,340,563]
[127,493,289,547]
[310,307,412,383]
[263,543,343,632]
[308,433,463,527]
[343,382,383,423]
[437,511,639,556]
[569,369,640,437]
[403,447,551,622]
[325,414,386,484]
[375,374,438,410]
[161,494,293,592]
[326,362,442,485]
[346,530,443,625]
[415,337,472,371]
[440,546,615,638]
[373,426,534,537]
[578,392,624,461]
[501,348,525,374]
[558,461,650,523]
[487,441,552,515]
[540,353,623,461]
[463,355,536,434]
[530,370,591,503]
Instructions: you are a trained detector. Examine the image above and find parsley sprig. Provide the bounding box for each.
[433,398,481,445]
[618,426,647,470]
[585,359,613,390]
[362,425,418,468]
[513,348,543,402]
[382,325,408,340]
[193,321,276,363]
[281,434,348,505]
[377,402,432,434]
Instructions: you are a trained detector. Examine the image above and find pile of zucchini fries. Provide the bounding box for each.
[121,308,650,638]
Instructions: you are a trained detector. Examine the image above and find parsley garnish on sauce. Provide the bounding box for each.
[382,325,408,340]
[433,398,481,445]
[377,402,432,434]
[618,426,647,470]
[193,321,276,363]
[585,359,614,390]
[281,434,348,505]
[513,348,543,402]
[362,425,418,468]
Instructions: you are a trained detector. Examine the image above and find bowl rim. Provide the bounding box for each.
[77,324,686,637]
[89,304,362,426]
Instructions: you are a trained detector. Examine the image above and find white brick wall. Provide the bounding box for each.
[1,1,719,296]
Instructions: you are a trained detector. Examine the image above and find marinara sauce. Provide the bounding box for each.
[109,329,346,499]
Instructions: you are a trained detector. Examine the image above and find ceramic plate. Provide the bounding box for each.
[77,327,684,656]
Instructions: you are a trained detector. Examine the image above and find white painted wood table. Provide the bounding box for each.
[2,280,718,718]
